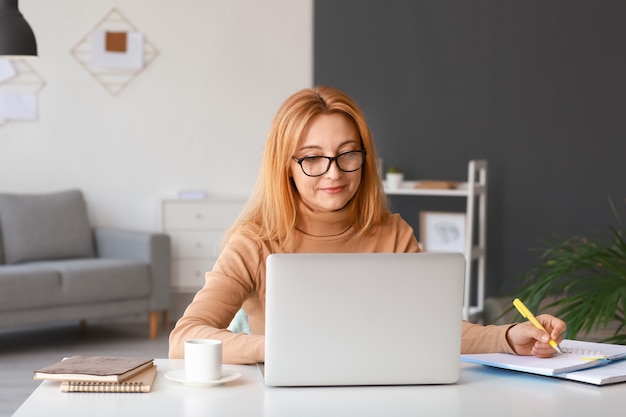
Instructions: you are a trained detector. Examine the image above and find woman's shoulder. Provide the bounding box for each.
[380,212,414,230]
[212,231,275,278]
[225,229,266,252]
[222,228,281,258]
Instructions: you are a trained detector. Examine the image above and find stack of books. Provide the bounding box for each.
[34,356,157,393]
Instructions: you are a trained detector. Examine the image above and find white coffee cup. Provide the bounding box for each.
[184,339,223,382]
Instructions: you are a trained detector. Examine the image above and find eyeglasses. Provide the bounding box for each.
[292,150,367,177]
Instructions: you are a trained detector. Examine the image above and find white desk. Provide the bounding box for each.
[13,360,626,417]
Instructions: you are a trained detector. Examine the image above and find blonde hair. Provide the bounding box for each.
[225,86,389,247]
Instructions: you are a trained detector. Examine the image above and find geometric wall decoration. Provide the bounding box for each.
[0,59,46,127]
[70,8,159,96]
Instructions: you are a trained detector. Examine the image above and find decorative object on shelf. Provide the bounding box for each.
[513,199,626,344]
[420,211,466,253]
[0,58,45,127]
[413,180,462,190]
[0,0,37,58]
[177,190,208,200]
[70,8,159,96]
[385,166,404,190]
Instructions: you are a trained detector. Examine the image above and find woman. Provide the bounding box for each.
[169,86,565,364]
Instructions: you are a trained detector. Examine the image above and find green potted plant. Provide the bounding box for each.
[514,200,626,344]
[385,166,404,190]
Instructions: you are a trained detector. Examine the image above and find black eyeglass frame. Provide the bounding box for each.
[291,150,367,177]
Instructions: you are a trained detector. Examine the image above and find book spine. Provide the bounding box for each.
[61,381,147,393]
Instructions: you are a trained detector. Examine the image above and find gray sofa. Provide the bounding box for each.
[0,190,171,338]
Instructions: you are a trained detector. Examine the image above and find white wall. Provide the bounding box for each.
[1,0,312,231]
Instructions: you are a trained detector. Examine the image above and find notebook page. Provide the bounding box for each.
[461,339,626,376]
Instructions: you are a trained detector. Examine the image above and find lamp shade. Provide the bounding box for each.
[0,0,37,58]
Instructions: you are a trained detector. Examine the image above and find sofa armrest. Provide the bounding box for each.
[94,228,171,311]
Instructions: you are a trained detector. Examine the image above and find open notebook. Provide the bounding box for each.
[462,339,626,385]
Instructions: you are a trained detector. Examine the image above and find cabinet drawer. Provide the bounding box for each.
[163,200,245,230]
[169,231,225,258]
[172,259,216,289]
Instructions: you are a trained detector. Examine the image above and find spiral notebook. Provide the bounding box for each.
[60,364,157,393]
[462,339,626,385]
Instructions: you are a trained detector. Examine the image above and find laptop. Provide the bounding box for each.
[262,252,465,386]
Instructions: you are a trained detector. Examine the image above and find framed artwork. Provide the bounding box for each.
[419,211,466,253]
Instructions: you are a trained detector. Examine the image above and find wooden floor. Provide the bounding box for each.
[0,321,171,417]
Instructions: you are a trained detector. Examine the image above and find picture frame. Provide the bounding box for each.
[419,211,466,253]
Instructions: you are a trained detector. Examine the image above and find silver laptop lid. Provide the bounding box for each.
[264,252,465,386]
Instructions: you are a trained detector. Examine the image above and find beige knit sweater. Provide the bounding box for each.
[169,203,515,363]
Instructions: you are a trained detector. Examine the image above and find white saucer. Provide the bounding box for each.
[165,370,242,387]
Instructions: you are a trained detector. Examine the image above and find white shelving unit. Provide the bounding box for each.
[384,160,487,321]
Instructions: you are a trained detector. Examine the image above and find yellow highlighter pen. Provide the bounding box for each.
[513,298,563,354]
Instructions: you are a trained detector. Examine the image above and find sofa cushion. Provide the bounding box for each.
[30,259,152,305]
[0,265,64,311]
[0,190,95,264]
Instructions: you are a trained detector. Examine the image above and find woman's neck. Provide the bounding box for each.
[295,199,353,237]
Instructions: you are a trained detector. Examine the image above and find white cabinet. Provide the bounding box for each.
[384,160,487,321]
[162,199,246,292]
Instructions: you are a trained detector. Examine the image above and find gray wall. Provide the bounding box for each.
[314,0,626,297]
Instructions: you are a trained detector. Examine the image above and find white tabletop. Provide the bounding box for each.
[13,359,626,417]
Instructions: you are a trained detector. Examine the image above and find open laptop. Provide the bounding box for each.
[262,252,465,386]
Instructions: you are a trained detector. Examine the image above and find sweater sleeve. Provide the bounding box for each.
[168,235,266,364]
[461,321,518,354]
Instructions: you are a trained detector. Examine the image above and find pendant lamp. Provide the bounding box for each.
[0,0,37,58]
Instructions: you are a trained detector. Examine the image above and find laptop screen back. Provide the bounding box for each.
[263,252,465,386]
